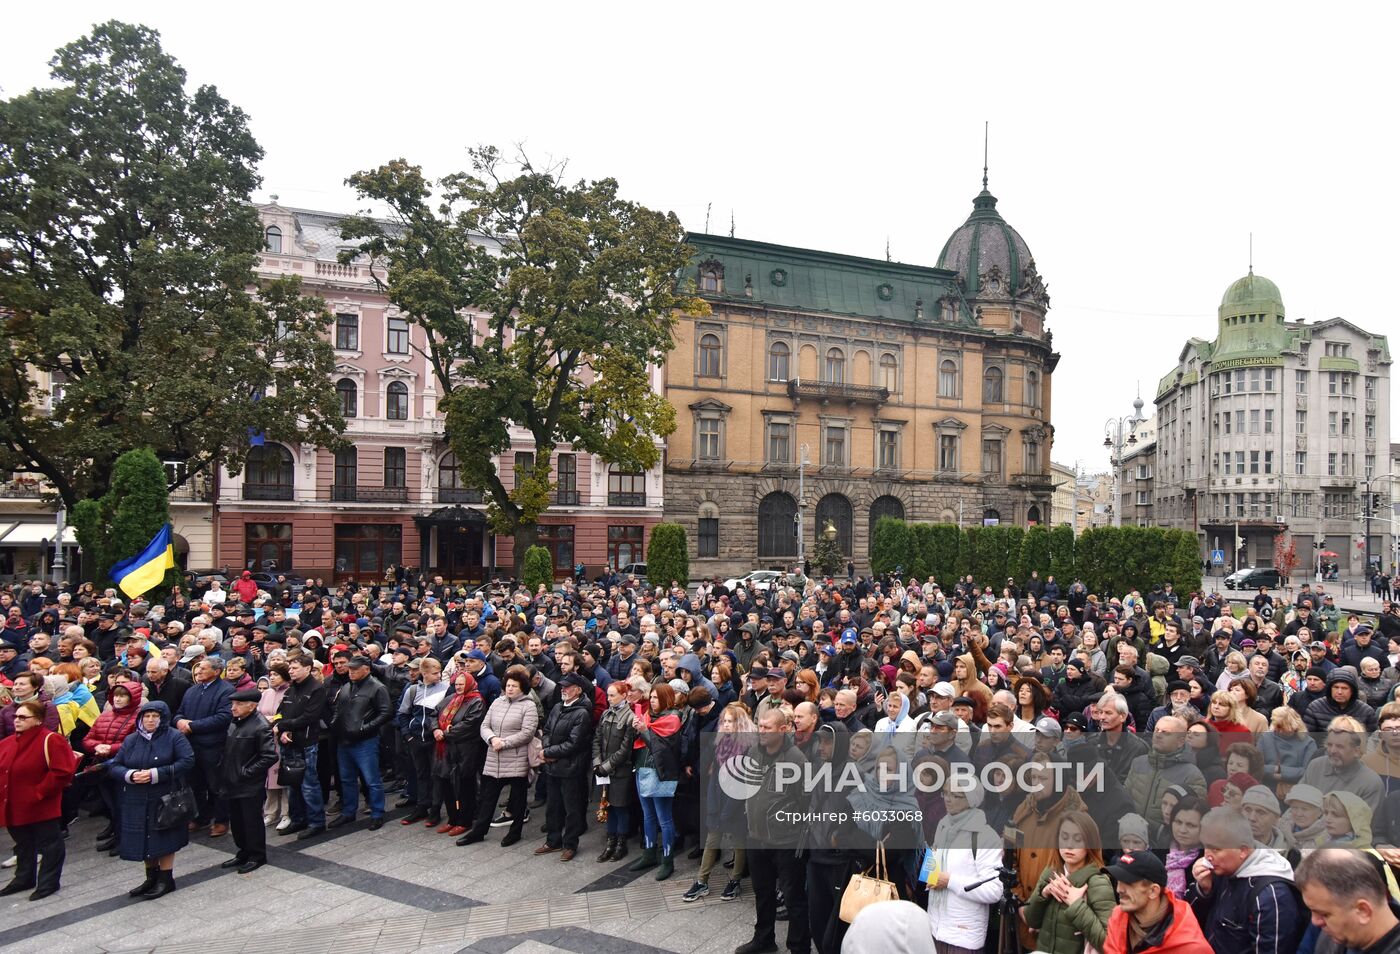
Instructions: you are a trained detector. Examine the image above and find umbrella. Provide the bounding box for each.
[1320,550,1339,558]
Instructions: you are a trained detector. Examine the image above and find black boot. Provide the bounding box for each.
[127,865,158,898]
[611,836,628,862]
[142,870,176,900]
[596,836,617,863]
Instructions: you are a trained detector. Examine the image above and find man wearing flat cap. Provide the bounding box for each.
[220,687,278,873]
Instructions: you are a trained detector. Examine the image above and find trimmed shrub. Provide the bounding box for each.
[646,523,690,588]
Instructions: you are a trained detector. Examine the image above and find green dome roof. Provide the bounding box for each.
[1220,271,1285,317]
[937,188,1035,298]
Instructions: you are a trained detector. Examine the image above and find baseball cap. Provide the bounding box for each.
[1177,656,1201,669]
[1103,851,1167,887]
[1034,716,1062,738]
[931,683,956,699]
[928,710,960,729]
[840,628,858,644]
[1241,785,1281,815]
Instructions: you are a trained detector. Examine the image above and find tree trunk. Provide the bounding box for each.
[511,521,541,579]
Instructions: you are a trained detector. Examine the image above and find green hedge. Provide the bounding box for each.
[869,520,1201,598]
[521,545,554,593]
[646,523,689,587]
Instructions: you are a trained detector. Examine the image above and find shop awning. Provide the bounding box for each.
[0,523,77,546]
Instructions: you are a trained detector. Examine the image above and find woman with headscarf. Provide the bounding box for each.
[82,681,143,855]
[847,745,922,901]
[432,670,485,837]
[873,691,916,760]
[0,699,77,900]
[107,700,196,900]
[925,779,1002,954]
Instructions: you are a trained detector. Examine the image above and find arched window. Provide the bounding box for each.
[336,378,357,418]
[825,348,846,384]
[869,495,905,542]
[244,444,294,500]
[698,501,720,558]
[698,333,722,376]
[983,366,1004,403]
[983,508,1001,524]
[768,340,790,381]
[938,359,959,398]
[264,226,282,253]
[1027,504,1042,525]
[1026,369,1041,409]
[879,354,898,392]
[815,493,853,556]
[386,381,409,420]
[757,492,798,557]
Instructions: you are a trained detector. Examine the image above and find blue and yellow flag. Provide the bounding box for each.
[110,523,176,599]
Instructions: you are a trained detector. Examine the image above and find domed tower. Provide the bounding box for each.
[937,172,1049,335]
[1214,268,1291,357]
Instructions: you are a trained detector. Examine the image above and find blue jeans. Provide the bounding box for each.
[606,804,631,836]
[337,737,385,820]
[638,794,675,854]
[288,743,326,828]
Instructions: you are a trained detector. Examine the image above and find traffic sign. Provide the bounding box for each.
[1210,549,1225,565]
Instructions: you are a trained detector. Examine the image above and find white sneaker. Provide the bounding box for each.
[276,817,292,832]
[263,816,274,827]
[1,855,14,869]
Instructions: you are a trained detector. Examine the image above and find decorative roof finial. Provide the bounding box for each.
[1248,232,1253,276]
[982,121,989,191]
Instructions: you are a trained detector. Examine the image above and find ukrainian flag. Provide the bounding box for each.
[110,523,177,600]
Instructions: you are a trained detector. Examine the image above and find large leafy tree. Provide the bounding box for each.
[0,21,342,510]
[340,147,706,566]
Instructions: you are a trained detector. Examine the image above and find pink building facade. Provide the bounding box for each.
[214,202,663,581]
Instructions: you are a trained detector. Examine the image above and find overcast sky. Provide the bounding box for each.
[6,2,1398,473]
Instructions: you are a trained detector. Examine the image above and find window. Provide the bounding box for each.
[1264,369,1276,391]
[437,452,482,504]
[938,434,959,472]
[1136,490,1150,506]
[1234,410,1244,432]
[1326,342,1351,358]
[768,341,790,381]
[555,454,578,505]
[243,444,294,500]
[1329,412,1338,436]
[1224,413,1232,435]
[878,430,898,470]
[1223,372,1233,395]
[1264,451,1273,474]
[1249,368,1261,392]
[983,366,1004,403]
[386,381,409,420]
[537,524,575,575]
[698,502,720,558]
[1296,370,1308,393]
[245,522,292,571]
[387,316,410,355]
[1328,452,1338,476]
[608,468,646,507]
[1365,376,1377,401]
[336,378,357,417]
[1235,451,1245,473]
[1250,451,1261,474]
[1291,493,1312,517]
[264,226,282,253]
[815,494,853,555]
[1136,464,1152,479]
[607,525,644,567]
[938,359,959,398]
[824,425,847,467]
[1342,413,1353,437]
[1295,451,1306,476]
[1366,415,1376,438]
[335,313,359,351]
[1027,369,1040,409]
[699,266,722,293]
[825,348,846,384]
[334,524,401,577]
[982,438,1003,477]
[879,354,898,393]
[1249,409,1260,434]
[514,452,535,490]
[384,447,406,488]
[1296,410,1306,434]
[698,333,722,376]
[1264,409,1274,434]
[697,418,721,460]
[757,492,797,557]
[1366,455,1376,479]
[766,420,792,464]
[1234,370,1246,393]
[1329,372,1339,395]
[1342,375,1353,396]
[1024,439,1042,474]
[333,448,357,494]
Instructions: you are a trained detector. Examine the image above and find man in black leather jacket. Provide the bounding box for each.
[221,688,279,873]
[537,672,595,861]
[327,657,392,830]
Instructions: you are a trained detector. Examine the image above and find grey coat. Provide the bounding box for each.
[592,702,637,808]
[478,693,538,780]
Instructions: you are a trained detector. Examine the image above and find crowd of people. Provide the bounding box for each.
[1,566,1400,954]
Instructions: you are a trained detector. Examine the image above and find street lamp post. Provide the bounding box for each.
[796,443,810,570]
[1103,397,1146,529]
[1363,472,1396,579]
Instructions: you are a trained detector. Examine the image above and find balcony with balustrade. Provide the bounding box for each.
[786,378,889,407]
[331,485,410,504]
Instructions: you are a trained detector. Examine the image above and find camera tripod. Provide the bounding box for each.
[964,857,1023,954]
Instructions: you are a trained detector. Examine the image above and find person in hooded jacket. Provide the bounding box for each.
[1305,668,1379,733]
[83,680,143,854]
[1186,808,1306,954]
[107,700,196,900]
[925,778,1003,954]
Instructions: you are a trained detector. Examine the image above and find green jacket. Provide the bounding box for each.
[1022,864,1115,954]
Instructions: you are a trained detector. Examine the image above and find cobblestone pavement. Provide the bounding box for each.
[0,808,757,954]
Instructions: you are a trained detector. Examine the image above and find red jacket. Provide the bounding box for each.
[0,726,78,826]
[82,682,144,758]
[232,574,259,604]
[1102,891,1213,954]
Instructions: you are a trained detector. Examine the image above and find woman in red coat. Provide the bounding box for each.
[0,700,78,900]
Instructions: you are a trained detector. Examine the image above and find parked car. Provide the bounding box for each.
[246,571,309,596]
[1224,566,1282,590]
[723,570,786,593]
[616,563,648,584]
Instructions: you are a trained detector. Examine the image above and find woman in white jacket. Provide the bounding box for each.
[925,780,1003,954]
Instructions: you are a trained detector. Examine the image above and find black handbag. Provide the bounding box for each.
[155,784,197,831]
[277,749,307,788]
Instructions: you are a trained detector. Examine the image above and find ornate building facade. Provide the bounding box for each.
[1148,271,1392,574]
[663,181,1059,577]
[214,202,663,581]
